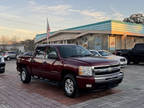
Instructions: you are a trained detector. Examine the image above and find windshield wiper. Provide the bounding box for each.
[68,55,85,57]
[83,54,93,57]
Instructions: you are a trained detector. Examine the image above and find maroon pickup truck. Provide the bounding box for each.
[16,44,124,97]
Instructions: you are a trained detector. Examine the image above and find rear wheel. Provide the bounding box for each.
[20,67,31,83]
[0,70,5,74]
[63,74,79,98]
[125,57,130,64]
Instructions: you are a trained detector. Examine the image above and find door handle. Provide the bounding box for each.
[43,61,47,64]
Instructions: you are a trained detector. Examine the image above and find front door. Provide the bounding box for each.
[31,46,46,77]
[43,46,62,80]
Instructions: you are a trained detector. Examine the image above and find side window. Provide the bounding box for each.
[35,47,46,59]
[134,44,144,51]
[46,47,58,59]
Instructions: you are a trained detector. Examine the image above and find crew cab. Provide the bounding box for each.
[115,43,144,64]
[16,44,124,97]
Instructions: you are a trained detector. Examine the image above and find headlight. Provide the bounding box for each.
[78,66,93,76]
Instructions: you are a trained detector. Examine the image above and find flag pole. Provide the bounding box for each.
[46,18,48,44]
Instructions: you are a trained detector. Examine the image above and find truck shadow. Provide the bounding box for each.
[21,78,121,106]
[128,63,144,66]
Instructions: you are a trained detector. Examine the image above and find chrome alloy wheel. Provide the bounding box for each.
[65,78,74,94]
[21,71,26,81]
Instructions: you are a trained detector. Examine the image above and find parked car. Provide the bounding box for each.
[17,52,33,58]
[115,43,144,64]
[90,50,127,67]
[22,52,33,56]
[3,51,17,60]
[17,44,124,97]
[0,56,5,73]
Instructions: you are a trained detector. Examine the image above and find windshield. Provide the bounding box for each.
[57,45,92,58]
[98,50,112,56]
[90,50,100,56]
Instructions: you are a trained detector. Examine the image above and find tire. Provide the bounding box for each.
[0,71,5,74]
[125,57,130,64]
[63,74,79,98]
[0,68,5,74]
[7,57,10,61]
[20,67,31,83]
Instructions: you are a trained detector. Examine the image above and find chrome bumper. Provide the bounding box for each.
[94,72,124,83]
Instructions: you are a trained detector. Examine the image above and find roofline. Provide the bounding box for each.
[111,20,144,26]
[36,44,77,47]
[64,20,112,31]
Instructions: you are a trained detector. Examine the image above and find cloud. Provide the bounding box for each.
[0,5,9,11]
[0,0,125,43]
[28,1,71,15]
[79,10,109,21]
[110,7,124,20]
[0,26,37,42]
[70,8,124,22]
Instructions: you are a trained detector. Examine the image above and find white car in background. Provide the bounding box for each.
[90,50,127,67]
[3,51,17,60]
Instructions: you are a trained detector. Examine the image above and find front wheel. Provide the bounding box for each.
[20,67,31,83]
[125,57,130,64]
[63,74,79,98]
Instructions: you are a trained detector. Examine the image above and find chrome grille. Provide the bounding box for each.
[92,65,121,75]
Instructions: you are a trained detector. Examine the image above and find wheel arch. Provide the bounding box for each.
[61,69,77,81]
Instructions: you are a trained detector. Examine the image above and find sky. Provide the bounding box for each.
[0,0,144,43]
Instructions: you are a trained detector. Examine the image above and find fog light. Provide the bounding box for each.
[86,84,92,88]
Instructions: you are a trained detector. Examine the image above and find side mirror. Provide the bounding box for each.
[33,50,40,57]
[48,52,58,59]
[94,54,99,56]
[36,50,40,55]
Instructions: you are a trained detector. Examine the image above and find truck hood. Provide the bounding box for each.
[65,56,119,66]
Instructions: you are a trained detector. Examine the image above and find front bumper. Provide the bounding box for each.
[120,61,127,67]
[94,72,123,83]
[76,72,124,89]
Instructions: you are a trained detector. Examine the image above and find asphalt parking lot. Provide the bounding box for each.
[0,60,144,108]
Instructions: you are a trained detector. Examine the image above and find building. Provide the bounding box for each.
[0,44,24,52]
[35,20,144,51]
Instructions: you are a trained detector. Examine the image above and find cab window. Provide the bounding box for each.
[35,47,46,59]
[46,47,58,59]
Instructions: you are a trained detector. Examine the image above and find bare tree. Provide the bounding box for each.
[24,39,35,52]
